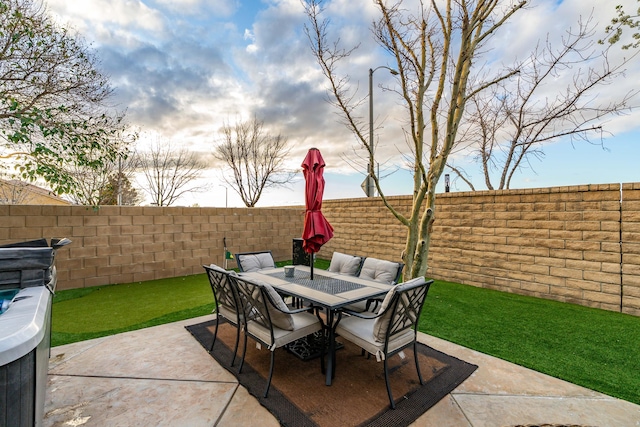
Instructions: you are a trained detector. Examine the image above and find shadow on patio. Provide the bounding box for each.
[44,314,640,426]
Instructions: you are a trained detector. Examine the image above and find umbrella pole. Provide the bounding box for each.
[310,253,314,280]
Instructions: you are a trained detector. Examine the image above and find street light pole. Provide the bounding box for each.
[219,184,228,207]
[368,66,398,197]
[117,156,122,206]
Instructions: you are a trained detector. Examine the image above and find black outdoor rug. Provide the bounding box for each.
[186,320,477,427]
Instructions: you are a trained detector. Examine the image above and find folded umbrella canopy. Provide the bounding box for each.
[302,148,334,279]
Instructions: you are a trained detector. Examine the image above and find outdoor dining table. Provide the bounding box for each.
[240,265,390,386]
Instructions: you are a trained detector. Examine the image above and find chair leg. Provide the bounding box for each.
[413,341,424,385]
[320,329,326,375]
[264,350,276,398]
[209,315,220,352]
[230,325,240,367]
[384,357,396,409]
[238,331,248,374]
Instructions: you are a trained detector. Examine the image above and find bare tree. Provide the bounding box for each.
[214,116,294,207]
[304,0,526,279]
[65,161,114,206]
[137,140,208,207]
[66,148,140,206]
[0,0,129,195]
[0,177,32,204]
[450,18,638,190]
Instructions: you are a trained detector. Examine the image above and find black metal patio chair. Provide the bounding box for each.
[203,264,244,367]
[334,277,434,409]
[231,274,324,398]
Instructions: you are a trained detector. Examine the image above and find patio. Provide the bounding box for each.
[44,314,640,426]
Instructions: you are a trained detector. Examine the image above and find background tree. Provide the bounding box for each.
[65,161,112,206]
[0,0,129,196]
[66,147,140,206]
[0,176,31,204]
[99,172,142,206]
[137,139,208,207]
[450,17,637,190]
[305,0,526,279]
[214,116,294,207]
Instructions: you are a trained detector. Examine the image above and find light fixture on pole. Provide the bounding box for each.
[445,174,450,193]
[368,66,398,197]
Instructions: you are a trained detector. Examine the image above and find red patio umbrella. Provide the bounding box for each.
[301,148,334,279]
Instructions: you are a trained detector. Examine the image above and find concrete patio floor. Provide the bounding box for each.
[44,314,640,426]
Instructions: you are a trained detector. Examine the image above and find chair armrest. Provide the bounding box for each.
[339,307,382,319]
[284,304,320,315]
[263,290,320,315]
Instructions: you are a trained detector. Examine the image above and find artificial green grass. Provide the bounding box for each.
[421,280,640,405]
[52,274,214,346]
[51,261,640,405]
[51,260,299,345]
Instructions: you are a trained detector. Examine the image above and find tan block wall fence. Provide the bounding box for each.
[1,182,639,316]
[0,205,305,291]
[318,183,639,316]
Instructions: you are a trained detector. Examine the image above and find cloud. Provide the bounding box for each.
[244,29,258,52]
[48,0,167,36]
[43,0,640,204]
[154,0,240,17]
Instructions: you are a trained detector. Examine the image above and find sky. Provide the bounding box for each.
[45,0,640,207]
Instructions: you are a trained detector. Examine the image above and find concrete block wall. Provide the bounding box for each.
[0,204,304,290]
[316,196,410,262]
[2,183,639,315]
[429,184,626,313]
[621,183,640,316]
[319,183,638,316]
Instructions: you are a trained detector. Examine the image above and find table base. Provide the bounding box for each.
[285,331,343,361]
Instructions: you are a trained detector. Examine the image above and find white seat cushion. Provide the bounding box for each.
[343,291,390,313]
[358,258,401,285]
[218,305,239,324]
[336,315,415,360]
[247,311,321,349]
[328,252,362,276]
[343,300,369,313]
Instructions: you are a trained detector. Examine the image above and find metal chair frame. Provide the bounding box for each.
[336,278,434,409]
[231,274,325,398]
[203,265,243,367]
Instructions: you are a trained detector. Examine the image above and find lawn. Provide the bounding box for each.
[52,275,214,344]
[52,262,640,406]
[420,280,640,406]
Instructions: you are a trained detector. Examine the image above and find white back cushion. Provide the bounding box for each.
[372,277,424,342]
[328,252,362,276]
[358,258,401,284]
[239,252,274,272]
[258,282,294,331]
